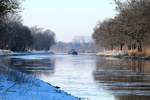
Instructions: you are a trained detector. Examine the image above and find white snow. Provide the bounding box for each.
[0,69,79,100]
[0,49,12,55]
[96,50,127,56]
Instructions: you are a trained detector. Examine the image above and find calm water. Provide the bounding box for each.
[1,54,150,100]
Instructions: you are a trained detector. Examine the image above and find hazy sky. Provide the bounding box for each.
[21,0,116,42]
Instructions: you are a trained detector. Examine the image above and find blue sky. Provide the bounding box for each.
[21,0,116,42]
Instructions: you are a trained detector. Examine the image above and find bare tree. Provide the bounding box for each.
[93,0,150,52]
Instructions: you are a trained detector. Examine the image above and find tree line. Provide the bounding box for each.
[93,0,150,52]
[0,0,55,52]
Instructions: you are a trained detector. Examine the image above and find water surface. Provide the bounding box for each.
[1,54,150,100]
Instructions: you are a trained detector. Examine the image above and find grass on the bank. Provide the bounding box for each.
[128,48,150,57]
[97,47,150,57]
[144,48,150,57]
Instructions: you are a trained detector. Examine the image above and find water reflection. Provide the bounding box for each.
[0,54,150,100]
[94,57,150,100]
[116,95,150,100]
[0,54,55,76]
[38,55,115,100]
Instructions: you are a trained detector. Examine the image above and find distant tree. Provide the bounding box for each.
[31,27,55,51]
[6,22,33,51]
[114,0,150,51]
[0,0,56,52]
[0,0,21,18]
[93,19,118,50]
[93,0,150,52]
[0,0,23,50]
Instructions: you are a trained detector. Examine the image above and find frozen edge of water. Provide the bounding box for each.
[0,64,80,100]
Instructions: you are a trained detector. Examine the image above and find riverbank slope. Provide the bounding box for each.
[0,65,79,100]
[96,50,150,60]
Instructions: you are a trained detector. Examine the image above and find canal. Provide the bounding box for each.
[1,54,150,100]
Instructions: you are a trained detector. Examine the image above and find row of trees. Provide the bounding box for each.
[31,27,55,51]
[93,0,150,52]
[51,41,97,53]
[0,0,55,52]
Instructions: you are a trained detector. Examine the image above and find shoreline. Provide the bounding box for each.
[97,54,150,60]
[96,51,150,60]
[114,55,150,60]
[0,65,79,100]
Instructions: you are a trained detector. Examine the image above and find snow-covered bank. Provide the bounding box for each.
[0,49,12,55]
[96,50,150,60]
[0,65,79,100]
[96,50,127,57]
[0,50,55,57]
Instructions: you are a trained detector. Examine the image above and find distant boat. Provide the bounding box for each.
[68,49,78,55]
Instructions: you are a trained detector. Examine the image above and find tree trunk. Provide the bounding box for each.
[132,43,136,50]
[137,40,142,52]
[128,45,131,50]
[111,45,114,50]
[120,44,124,50]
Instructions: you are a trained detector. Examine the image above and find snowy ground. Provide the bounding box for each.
[96,50,127,57]
[0,65,79,100]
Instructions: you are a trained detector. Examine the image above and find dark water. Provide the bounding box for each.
[1,54,150,100]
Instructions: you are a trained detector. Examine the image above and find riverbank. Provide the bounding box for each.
[96,50,150,60]
[0,65,79,100]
